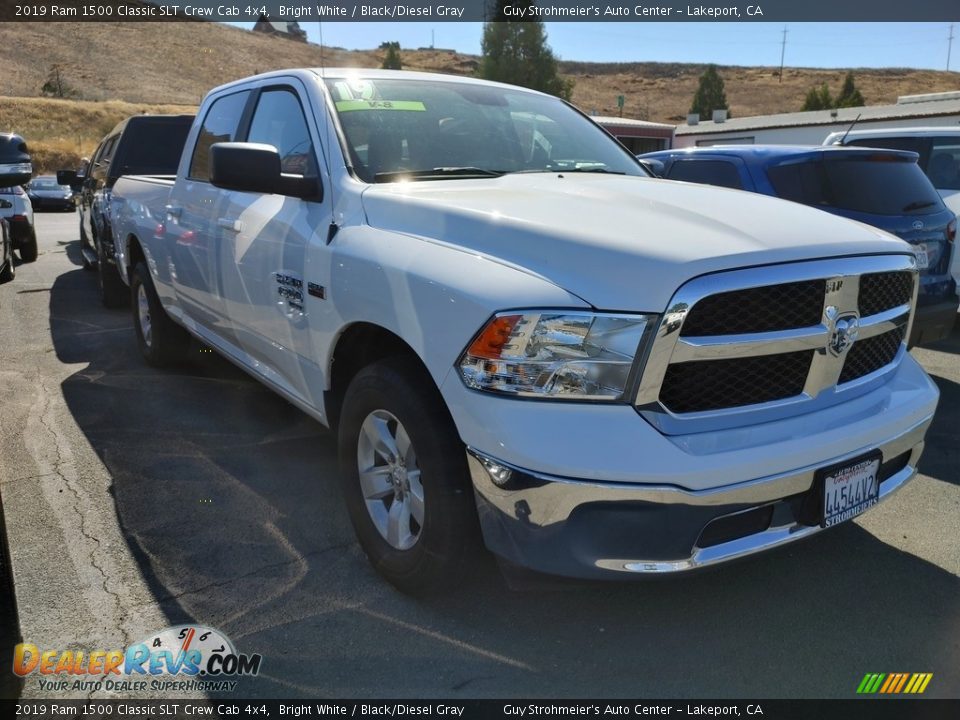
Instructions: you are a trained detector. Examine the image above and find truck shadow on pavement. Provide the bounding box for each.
[46,267,960,700]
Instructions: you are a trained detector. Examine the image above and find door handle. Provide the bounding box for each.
[165,204,182,219]
[217,217,243,233]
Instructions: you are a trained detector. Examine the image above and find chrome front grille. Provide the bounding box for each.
[660,351,813,414]
[636,255,918,434]
[680,280,826,336]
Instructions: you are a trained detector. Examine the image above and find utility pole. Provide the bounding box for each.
[948,24,955,72]
[778,26,788,83]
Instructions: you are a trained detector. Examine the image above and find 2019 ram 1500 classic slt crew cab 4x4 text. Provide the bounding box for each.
[110,70,939,593]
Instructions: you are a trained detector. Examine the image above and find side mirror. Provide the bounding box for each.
[0,133,32,188]
[57,169,84,193]
[638,158,664,178]
[210,142,321,201]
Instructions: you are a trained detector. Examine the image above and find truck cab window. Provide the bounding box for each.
[246,88,318,177]
[188,90,251,181]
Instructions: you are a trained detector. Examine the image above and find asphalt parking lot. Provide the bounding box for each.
[1,211,958,700]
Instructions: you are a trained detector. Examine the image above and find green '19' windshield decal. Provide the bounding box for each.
[335,100,426,112]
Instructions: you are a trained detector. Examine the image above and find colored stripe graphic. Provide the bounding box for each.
[893,674,909,693]
[857,672,932,694]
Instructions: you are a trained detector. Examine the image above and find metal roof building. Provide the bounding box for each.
[592,116,675,154]
[675,91,960,148]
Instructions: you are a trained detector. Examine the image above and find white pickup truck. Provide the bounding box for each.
[111,69,939,593]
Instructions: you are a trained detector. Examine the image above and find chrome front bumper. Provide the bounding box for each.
[468,414,932,578]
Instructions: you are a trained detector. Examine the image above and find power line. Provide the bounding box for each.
[778,25,787,83]
[949,24,955,72]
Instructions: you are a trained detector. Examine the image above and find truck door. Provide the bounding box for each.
[167,89,251,341]
[84,134,116,249]
[216,82,331,406]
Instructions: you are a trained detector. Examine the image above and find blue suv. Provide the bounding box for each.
[640,145,957,346]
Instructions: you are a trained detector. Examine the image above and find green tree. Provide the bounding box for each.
[480,1,573,100]
[835,72,865,108]
[381,44,402,70]
[40,64,77,99]
[801,83,833,111]
[690,65,730,121]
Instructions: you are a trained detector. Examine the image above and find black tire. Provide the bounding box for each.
[17,231,37,263]
[131,261,189,367]
[97,238,128,308]
[338,358,479,595]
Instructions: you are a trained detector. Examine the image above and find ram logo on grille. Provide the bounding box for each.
[826,307,860,356]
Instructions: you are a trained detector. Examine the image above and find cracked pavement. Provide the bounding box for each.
[0,212,958,700]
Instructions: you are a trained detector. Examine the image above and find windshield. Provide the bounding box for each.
[325,77,645,183]
[31,178,63,190]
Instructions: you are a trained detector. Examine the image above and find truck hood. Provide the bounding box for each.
[361,174,911,310]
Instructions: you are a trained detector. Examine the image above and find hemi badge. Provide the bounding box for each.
[307,282,325,299]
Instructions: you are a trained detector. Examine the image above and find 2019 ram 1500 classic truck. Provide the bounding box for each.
[109,69,939,593]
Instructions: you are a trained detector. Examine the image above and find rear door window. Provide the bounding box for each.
[665,159,744,189]
[928,138,960,190]
[188,91,251,181]
[91,136,117,181]
[768,157,943,215]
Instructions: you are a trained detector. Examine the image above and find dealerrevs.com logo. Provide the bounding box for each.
[12,625,262,693]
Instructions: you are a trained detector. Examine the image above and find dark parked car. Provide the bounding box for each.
[641,145,957,346]
[58,114,193,307]
[0,133,36,265]
[26,175,75,211]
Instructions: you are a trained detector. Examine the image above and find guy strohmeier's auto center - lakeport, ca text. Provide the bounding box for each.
[18,3,763,20]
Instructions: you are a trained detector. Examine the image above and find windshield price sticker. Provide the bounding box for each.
[335,100,426,112]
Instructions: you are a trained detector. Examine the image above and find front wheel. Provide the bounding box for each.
[338,358,479,595]
[131,262,189,366]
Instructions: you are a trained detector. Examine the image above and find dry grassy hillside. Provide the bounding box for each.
[1,20,958,171]
[0,97,195,172]
[564,63,960,122]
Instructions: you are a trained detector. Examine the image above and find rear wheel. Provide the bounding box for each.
[131,262,189,367]
[18,231,37,263]
[338,358,479,595]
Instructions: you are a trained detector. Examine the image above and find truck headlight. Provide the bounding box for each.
[457,311,655,401]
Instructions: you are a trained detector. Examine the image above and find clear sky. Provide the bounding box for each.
[230,22,959,71]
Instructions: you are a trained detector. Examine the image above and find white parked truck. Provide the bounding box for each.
[111,69,939,593]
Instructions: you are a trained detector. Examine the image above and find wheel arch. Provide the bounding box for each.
[123,233,145,285]
[325,322,446,431]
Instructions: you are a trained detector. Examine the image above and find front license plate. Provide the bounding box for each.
[819,453,881,528]
[914,244,929,269]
